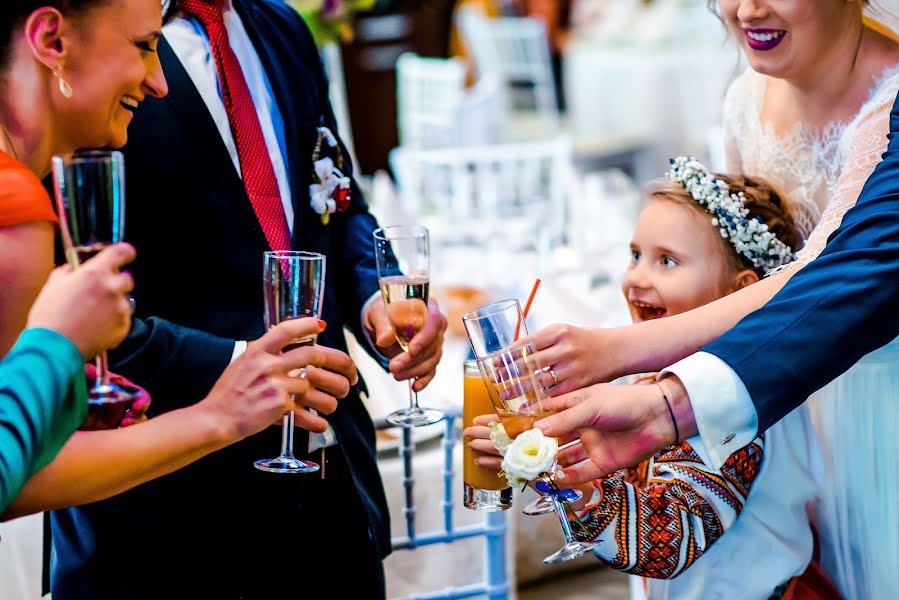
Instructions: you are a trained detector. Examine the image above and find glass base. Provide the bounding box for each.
[254,456,320,474]
[523,489,582,516]
[88,381,136,403]
[386,406,444,427]
[543,540,602,564]
[81,385,139,431]
[464,484,513,511]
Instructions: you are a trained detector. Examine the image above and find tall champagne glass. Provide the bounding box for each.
[373,225,443,427]
[477,343,600,564]
[51,150,135,429]
[254,251,325,474]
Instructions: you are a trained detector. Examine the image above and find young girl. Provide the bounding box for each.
[466,157,838,599]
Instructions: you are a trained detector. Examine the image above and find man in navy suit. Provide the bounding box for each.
[47,1,447,598]
[534,94,899,479]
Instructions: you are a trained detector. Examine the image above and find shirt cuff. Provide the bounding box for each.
[659,352,758,470]
[361,291,390,368]
[230,340,248,363]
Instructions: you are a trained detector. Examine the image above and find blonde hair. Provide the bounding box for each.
[649,174,800,278]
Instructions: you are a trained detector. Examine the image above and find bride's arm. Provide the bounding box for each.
[524,273,789,394]
[526,97,893,394]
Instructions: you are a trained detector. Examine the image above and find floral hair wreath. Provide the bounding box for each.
[309,126,352,225]
[667,156,796,274]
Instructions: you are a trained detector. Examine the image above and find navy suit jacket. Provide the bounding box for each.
[704,91,899,433]
[48,2,390,597]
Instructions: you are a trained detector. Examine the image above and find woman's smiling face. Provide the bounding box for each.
[51,0,169,149]
[717,0,857,80]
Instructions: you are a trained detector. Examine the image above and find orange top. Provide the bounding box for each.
[0,151,57,228]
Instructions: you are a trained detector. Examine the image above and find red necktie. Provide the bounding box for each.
[180,0,291,252]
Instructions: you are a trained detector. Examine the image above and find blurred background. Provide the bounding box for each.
[0,0,745,597]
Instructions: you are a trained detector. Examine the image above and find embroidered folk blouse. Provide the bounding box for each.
[569,378,821,599]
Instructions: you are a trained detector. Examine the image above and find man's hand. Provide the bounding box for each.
[364,296,447,392]
[534,379,697,483]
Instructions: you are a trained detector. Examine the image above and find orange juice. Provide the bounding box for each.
[464,369,508,491]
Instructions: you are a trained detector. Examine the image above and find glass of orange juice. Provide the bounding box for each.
[464,360,513,511]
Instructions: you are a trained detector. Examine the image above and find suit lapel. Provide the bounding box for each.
[157,35,271,252]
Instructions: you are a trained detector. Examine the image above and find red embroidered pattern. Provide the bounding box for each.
[572,435,765,579]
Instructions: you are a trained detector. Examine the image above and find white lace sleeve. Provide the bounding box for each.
[793,90,896,266]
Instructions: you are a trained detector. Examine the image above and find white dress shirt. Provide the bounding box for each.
[165,6,340,451]
[661,352,759,470]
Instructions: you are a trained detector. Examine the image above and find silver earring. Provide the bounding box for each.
[54,68,73,98]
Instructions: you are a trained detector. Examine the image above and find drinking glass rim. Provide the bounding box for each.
[462,298,522,323]
[263,250,325,260]
[52,149,124,164]
[373,225,429,241]
[475,342,538,367]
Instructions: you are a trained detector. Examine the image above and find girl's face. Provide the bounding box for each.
[718,0,856,81]
[52,0,168,149]
[621,198,736,323]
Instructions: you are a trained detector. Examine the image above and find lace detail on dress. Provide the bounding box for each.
[721,65,899,258]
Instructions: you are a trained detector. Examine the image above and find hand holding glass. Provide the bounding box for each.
[373,225,443,427]
[477,343,601,564]
[255,251,325,474]
[51,150,134,429]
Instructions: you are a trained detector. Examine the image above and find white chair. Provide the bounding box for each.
[389,136,573,293]
[396,53,504,149]
[456,7,559,125]
[396,53,467,149]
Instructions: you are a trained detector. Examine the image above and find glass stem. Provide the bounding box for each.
[281,400,296,459]
[408,380,420,411]
[550,492,578,543]
[95,352,111,387]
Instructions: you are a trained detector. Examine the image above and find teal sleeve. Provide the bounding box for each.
[0,328,87,513]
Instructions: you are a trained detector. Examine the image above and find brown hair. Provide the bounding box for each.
[649,173,800,278]
[0,1,179,68]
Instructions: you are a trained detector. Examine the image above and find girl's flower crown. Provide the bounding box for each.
[667,156,796,274]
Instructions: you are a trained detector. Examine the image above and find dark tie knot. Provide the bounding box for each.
[179,0,226,26]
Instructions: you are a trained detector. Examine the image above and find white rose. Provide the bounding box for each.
[309,184,329,215]
[501,428,558,487]
[314,157,335,181]
[488,422,513,456]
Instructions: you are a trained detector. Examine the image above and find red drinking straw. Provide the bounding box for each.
[515,278,542,341]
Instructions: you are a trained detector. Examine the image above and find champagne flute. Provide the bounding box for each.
[51,150,136,429]
[373,225,443,427]
[462,299,554,514]
[254,251,325,474]
[477,343,601,564]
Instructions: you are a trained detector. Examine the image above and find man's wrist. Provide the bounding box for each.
[656,375,698,441]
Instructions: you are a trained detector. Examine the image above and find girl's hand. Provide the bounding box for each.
[463,413,504,471]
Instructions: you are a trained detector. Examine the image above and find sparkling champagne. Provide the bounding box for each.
[378,275,429,351]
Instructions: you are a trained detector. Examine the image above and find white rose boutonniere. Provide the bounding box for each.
[500,428,558,488]
[309,127,352,225]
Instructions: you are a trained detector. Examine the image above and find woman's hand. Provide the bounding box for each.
[463,414,504,471]
[517,324,620,396]
[27,243,136,360]
[199,318,358,442]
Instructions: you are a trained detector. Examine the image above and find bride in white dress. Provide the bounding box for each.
[721,3,899,597]
[516,1,899,598]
